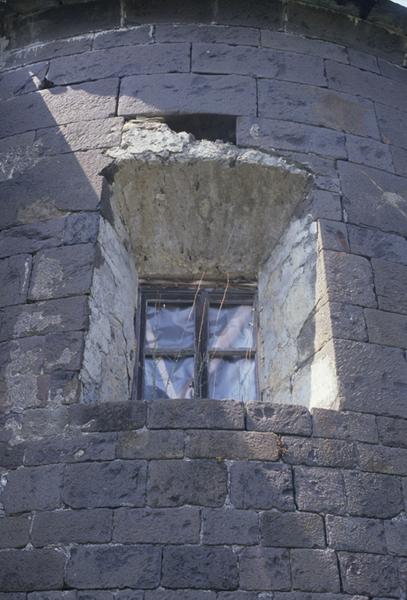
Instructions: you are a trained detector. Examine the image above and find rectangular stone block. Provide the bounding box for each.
[358,443,407,476]
[185,431,279,461]
[0,79,118,139]
[3,36,92,70]
[63,460,147,508]
[28,244,95,301]
[155,24,259,45]
[1,464,63,514]
[0,214,95,259]
[147,399,244,430]
[36,118,123,154]
[162,546,238,590]
[230,462,294,510]
[261,30,347,63]
[345,134,394,171]
[66,545,161,589]
[365,308,407,348]
[348,223,407,266]
[317,249,376,308]
[343,470,403,518]
[202,508,259,545]
[326,514,386,553]
[68,401,146,432]
[261,510,325,548]
[24,432,116,465]
[31,508,112,546]
[0,443,24,469]
[117,429,184,459]
[335,338,407,418]
[0,515,30,549]
[0,255,31,308]
[376,103,407,150]
[0,152,109,230]
[0,548,65,592]
[0,296,89,342]
[377,416,407,448]
[317,219,349,253]
[148,459,227,507]
[0,62,48,101]
[294,466,346,514]
[93,26,151,48]
[373,258,407,315]
[237,117,346,159]
[378,58,407,85]
[114,507,200,544]
[258,79,380,138]
[339,161,407,236]
[282,437,356,468]
[245,402,312,436]
[339,552,399,597]
[348,48,379,73]
[192,43,325,85]
[239,547,291,591]
[326,59,407,112]
[291,549,340,592]
[312,409,378,443]
[385,514,407,556]
[308,190,342,221]
[48,43,190,85]
[119,73,256,117]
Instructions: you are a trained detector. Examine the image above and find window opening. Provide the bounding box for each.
[136,283,257,401]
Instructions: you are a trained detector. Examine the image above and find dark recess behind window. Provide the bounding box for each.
[164,114,237,144]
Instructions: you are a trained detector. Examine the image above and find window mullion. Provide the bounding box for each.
[195,290,208,399]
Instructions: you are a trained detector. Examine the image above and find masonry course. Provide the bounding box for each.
[0,0,407,596]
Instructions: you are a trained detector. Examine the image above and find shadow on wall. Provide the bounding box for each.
[0,76,337,416]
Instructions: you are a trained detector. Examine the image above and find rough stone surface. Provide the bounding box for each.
[230,462,295,510]
[0,549,65,592]
[114,507,200,544]
[239,547,291,591]
[162,546,238,590]
[1,7,407,598]
[186,430,279,460]
[63,460,147,508]
[148,459,228,507]
[31,508,112,546]
[246,402,312,435]
[326,515,386,553]
[339,552,399,596]
[343,470,404,517]
[66,545,161,589]
[119,73,257,116]
[291,549,341,592]
[294,466,346,514]
[261,511,325,548]
[202,508,259,545]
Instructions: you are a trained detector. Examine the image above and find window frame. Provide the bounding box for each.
[135,283,258,400]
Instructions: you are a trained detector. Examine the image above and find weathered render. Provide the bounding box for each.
[0,0,407,597]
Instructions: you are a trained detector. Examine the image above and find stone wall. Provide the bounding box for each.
[0,0,407,596]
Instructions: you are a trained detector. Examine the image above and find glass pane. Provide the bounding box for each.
[145,302,194,349]
[143,356,194,399]
[208,357,256,401]
[209,304,254,349]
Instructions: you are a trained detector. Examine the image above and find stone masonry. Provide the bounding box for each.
[0,0,407,597]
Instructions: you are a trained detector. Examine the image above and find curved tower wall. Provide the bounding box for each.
[0,0,407,596]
